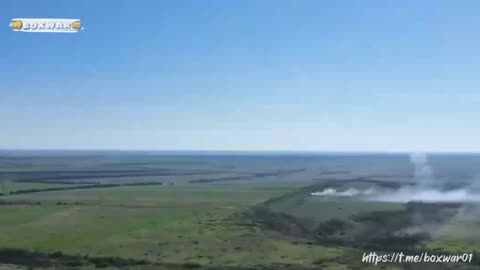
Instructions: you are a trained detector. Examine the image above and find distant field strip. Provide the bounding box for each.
[0,182,164,195]
[189,168,306,183]
[4,169,230,183]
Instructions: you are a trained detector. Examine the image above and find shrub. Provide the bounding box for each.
[49,251,63,258]
[183,262,201,268]
[315,218,349,236]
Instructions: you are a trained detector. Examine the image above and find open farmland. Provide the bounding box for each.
[1,151,480,269]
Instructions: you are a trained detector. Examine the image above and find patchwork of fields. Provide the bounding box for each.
[1,151,480,269]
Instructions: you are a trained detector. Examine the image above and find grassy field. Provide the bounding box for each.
[0,182,354,269]
[2,152,480,269]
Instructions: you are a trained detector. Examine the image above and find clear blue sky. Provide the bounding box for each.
[2,1,480,152]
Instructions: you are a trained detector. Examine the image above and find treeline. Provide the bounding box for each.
[7,169,222,183]
[190,175,255,183]
[0,182,163,196]
[247,206,309,237]
[190,168,306,184]
[253,168,306,177]
[14,179,102,185]
[0,200,41,205]
[0,248,321,270]
[0,248,148,269]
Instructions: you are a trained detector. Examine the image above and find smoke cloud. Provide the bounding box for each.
[312,153,480,203]
[370,153,480,203]
[410,152,434,189]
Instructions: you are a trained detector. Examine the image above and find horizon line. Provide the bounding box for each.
[1,148,480,155]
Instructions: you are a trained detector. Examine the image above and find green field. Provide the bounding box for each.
[1,152,480,269]
[0,182,356,269]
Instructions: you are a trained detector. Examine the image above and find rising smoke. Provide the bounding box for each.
[370,153,480,203]
[312,153,480,203]
[410,152,434,189]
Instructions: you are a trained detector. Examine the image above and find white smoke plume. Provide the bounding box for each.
[369,186,480,203]
[370,153,480,203]
[312,153,480,203]
[311,187,376,197]
[410,152,434,189]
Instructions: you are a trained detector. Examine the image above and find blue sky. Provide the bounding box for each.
[1,1,480,152]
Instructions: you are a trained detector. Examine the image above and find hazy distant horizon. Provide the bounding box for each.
[2,148,480,156]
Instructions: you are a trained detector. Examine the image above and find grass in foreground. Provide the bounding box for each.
[0,182,351,268]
